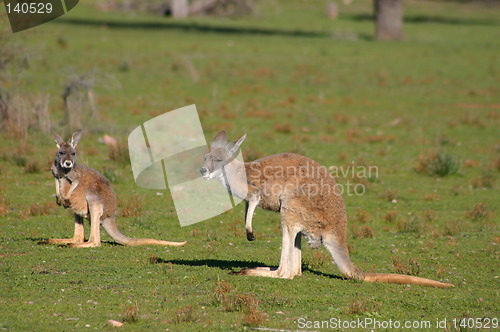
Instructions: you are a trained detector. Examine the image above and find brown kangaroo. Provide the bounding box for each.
[200,130,453,288]
[48,130,186,248]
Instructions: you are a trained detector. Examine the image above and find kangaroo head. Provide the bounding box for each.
[200,130,246,180]
[52,130,82,170]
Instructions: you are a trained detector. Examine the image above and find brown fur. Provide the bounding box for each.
[201,131,453,288]
[47,130,186,248]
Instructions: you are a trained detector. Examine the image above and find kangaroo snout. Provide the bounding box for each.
[62,160,73,168]
[200,167,209,176]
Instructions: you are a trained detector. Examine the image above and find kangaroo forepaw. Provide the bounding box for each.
[62,199,71,209]
[56,196,62,206]
[246,232,255,241]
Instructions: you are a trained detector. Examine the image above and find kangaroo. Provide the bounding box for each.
[48,130,186,248]
[200,130,454,288]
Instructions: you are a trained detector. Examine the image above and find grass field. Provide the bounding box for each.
[0,0,499,330]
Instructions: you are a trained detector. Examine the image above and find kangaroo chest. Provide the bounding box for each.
[58,178,89,218]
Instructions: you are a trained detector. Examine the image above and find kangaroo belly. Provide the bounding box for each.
[60,180,89,218]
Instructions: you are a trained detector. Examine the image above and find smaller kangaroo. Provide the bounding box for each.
[48,130,186,248]
[200,131,454,288]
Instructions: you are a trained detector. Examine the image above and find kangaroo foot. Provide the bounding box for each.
[45,238,83,244]
[68,241,101,248]
[236,267,296,279]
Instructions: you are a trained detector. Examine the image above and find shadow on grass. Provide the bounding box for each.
[33,238,344,280]
[57,17,376,41]
[56,17,329,38]
[302,267,344,280]
[157,257,345,280]
[35,239,124,246]
[157,258,265,271]
[347,14,498,26]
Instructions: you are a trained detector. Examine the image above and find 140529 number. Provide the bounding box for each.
[6,2,53,14]
[453,318,498,329]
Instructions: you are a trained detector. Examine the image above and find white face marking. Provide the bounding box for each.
[62,160,73,169]
[209,169,223,180]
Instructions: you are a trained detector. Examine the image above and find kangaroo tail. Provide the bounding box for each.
[323,235,453,288]
[102,217,186,247]
[364,273,454,288]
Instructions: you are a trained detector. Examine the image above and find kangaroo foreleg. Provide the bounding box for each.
[64,179,79,201]
[54,179,62,206]
[244,196,260,241]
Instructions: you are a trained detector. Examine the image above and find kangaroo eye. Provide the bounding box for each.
[71,152,76,156]
[58,151,64,155]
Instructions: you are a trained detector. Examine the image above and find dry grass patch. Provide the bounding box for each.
[343,298,381,315]
[0,196,7,216]
[123,306,139,323]
[212,280,267,326]
[492,155,500,171]
[350,225,375,239]
[242,306,268,326]
[22,202,55,218]
[108,140,130,165]
[380,189,398,202]
[422,209,437,223]
[364,134,397,143]
[471,173,495,189]
[344,128,362,142]
[423,193,441,201]
[466,203,492,221]
[244,109,276,119]
[443,220,463,236]
[396,216,425,235]
[462,159,479,168]
[24,160,41,174]
[415,149,460,177]
[391,256,421,276]
[383,210,398,223]
[274,122,293,134]
[173,305,199,324]
[119,195,144,218]
[355,209,372,223]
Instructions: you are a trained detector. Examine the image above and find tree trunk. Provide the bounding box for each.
[374,0,403,41]
[172,0,190,18]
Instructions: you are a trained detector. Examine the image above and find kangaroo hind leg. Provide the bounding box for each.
[47,214,85,244]
[69,199,103,248]
[237,206,302,279]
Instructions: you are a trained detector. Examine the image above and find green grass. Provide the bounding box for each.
[0,0,499,330]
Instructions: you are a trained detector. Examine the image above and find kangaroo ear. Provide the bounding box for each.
[211,130,227,148]
[51,129,64,148]
[225,134,246,158]
[69,129,82,148]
